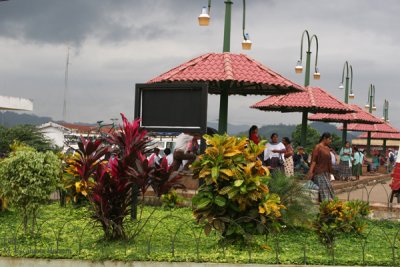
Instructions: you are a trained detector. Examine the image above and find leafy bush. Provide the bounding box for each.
[0,145,61,233]
[191,134,285,244]
[0,124,55,156]
[161,189,184,209]
[267,171,316,227]
[65,113,184,240]
[315,198,370,249]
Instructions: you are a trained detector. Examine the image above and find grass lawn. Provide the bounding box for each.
[0,202,400,265]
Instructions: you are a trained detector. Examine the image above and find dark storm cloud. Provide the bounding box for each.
[0,0,189,45]
[0,0,399,128]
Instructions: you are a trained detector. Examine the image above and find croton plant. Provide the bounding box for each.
[191,134,285,243]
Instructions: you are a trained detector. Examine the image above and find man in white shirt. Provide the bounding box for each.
[169,133,200,173]
[147,147,161,167]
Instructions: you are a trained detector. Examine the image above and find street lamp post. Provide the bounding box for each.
[382,99,389,155]
[295,30,320,146]
[365,84,376,156]
[198,0,251,134]
[338,61,355,146]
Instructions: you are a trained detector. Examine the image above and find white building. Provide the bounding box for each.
[38,122,103,152]
[38,122,71,149]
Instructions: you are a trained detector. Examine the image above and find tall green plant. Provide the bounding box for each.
[0,145,61,234]
[267,171,315,227]
[191,134,285,244]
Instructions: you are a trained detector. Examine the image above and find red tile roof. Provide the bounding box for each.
[250,86,354,113]
[60,122,114,135]
[308,104,383,124]
[339,122,399,133]
[358,132,400,140]
[148,52,303,95]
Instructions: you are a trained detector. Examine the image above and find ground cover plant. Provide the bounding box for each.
[0,202,400,266]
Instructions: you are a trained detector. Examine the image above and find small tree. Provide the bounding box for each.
[0,125,55,156]
[0,145,61,234]
[291,124,321,151]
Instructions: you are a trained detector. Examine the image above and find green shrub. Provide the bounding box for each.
[0,145,61,234]
[267,171,316,227]
[191,134,285,244]
[315,198,370,249]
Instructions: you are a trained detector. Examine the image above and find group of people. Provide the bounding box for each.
[249,125,295,177]
[147,132,201,174]
[248,125,398,202]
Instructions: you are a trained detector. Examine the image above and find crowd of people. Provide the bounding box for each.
[248,125,398,202]
[147,132,201,174]
[147,126,397,202]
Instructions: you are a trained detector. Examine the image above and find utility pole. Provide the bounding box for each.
[62,47,70,122]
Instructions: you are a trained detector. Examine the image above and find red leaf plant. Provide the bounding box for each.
[69,113,185,240]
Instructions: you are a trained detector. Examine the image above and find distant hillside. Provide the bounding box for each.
[0,111,360,140]
[0,111,96,127]
[0,111,53,127]
[207,122,250,136]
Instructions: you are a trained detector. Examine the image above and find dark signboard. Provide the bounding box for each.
[134,83,208,134]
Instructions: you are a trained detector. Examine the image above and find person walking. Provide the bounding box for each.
[282,137,294,177]
[338,141,353,181]
[352,147,364,180]
[307,132,335,201]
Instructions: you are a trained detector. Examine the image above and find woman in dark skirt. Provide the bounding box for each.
[307,132,335,201]
[352,147,364,180]
[338,141,353,181]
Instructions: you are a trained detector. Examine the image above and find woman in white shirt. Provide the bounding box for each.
[264,133,286,174]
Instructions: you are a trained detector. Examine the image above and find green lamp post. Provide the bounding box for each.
[338,61,355,146]
[198,0,251,134]
[364,84,376,156]
[381,99,389,154]
[295,30,320,146]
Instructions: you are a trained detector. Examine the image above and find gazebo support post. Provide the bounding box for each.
[342,122,348,145]
[300,111,308,147]
[218,0,233,134]
[383,139,387,156]
[297,29,318,147]
[367,131,372,156]
[300,51,311,146]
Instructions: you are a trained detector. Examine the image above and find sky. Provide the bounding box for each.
[0,0,399,129]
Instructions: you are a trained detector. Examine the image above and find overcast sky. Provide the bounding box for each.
[0,0,399,129]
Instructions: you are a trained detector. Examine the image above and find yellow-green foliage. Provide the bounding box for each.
[315,198,370,248]
[191,134,285,243]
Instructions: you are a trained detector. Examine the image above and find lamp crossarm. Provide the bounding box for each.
[242,0,247,39]
[341,61,349,83]
[299,30,311,62]
[350,65,353,93]
[310,34,319,71]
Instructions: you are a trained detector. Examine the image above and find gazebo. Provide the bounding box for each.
[339,122,399,155]
[250,86,354,146]
[308,104,383,145]
[148,52,303,133]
